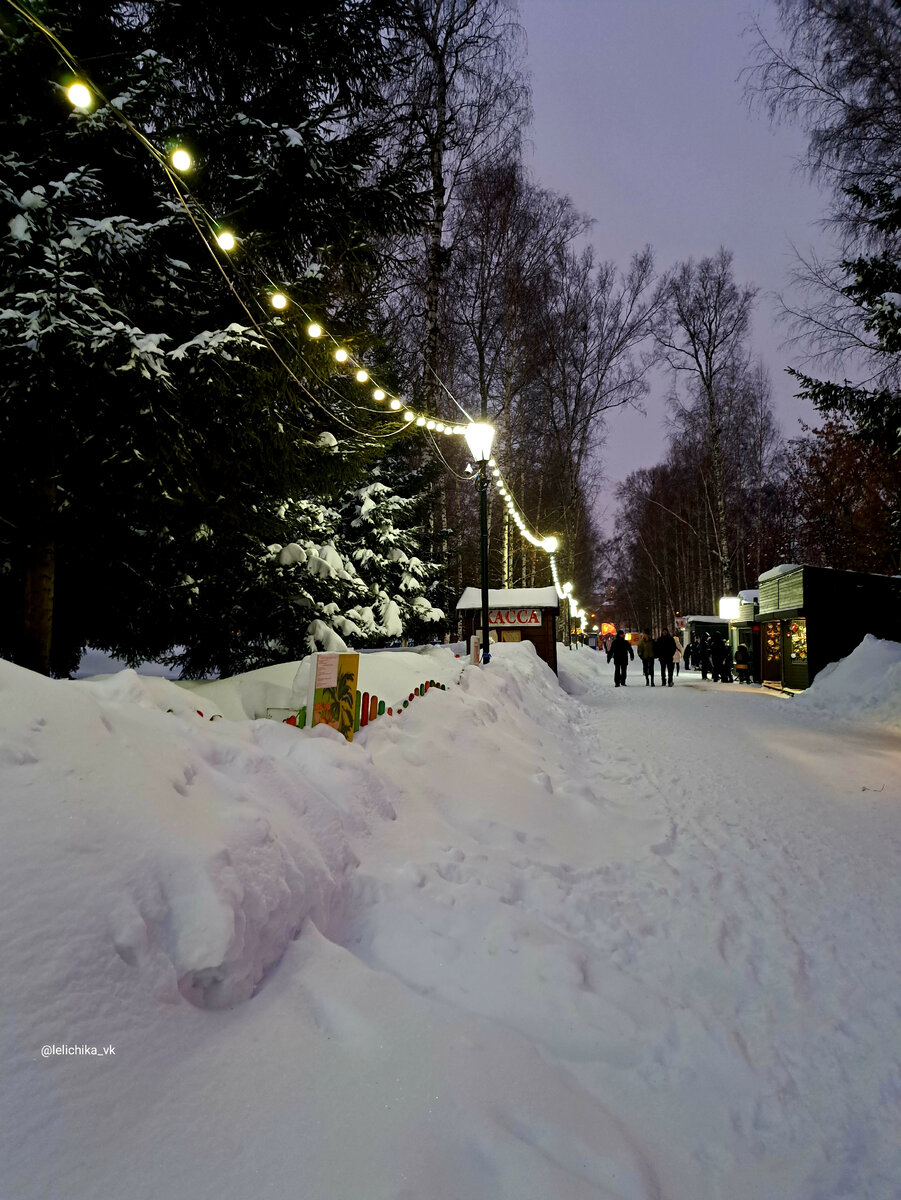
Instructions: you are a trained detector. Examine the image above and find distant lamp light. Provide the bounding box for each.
[719,596,740,621]
[463,421,495,463]
[542,536,559,553]
[403,411,415,422]
[415,416,426,426]
[355,369,368,383]
[216,231,236,251]
[373,388,386,401]
[334,348,349,363]
[271,292,288,310]
[389,399,402,411]
[307,323,323,338]
[67,82,91,108]
[171,148,192,171]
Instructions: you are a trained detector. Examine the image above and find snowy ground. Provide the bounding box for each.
[2,639,901,1200]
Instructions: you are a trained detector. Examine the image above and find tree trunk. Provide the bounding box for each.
[20,473,57,675]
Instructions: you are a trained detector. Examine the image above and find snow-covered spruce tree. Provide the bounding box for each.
[1,0,435,676]
[335,446,444,646]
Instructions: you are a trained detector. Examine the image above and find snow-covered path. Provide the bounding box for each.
[2,644,900,1199]
[350,652,901,1198]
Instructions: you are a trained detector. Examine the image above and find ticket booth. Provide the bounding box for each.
[456,586,560,674]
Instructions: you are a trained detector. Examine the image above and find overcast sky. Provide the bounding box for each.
[516,0,831,529]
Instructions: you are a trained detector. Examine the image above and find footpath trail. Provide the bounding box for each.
[356,646,901,1199]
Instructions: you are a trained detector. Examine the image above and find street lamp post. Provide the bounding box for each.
[463,421,496,664]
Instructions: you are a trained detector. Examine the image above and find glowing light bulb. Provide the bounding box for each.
[435,422,445,432]
[403,411,415,422]
[426,420,436,430]
[334,348,348,363]
[171,148,192,171]
[307,323,322,338]
[216,231,236,251]
[355,369,368,383]
[416,416,426,426]
[271,293,288,310]
[373,388,386,401]
[389,399,402,410]
[67,83,91,108]
[443,426,453,435]
[542,536,559,553]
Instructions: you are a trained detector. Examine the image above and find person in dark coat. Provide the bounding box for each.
[734,642,752,684]
[710,632,727,682]
[607,629,634,687]
[637,628,656,686]
[721,642,734,683]
[698,636,712,680]
[656,628,678,687]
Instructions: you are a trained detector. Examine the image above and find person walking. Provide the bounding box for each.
[656,627,678,687]
[637,628,656,686]
[734,642,752,684]
[682,637,692,671]
[607,629,634,687]
[673,633,683,677]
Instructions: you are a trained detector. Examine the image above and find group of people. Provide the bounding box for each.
[606,627,681,688]
[605,628,754,687]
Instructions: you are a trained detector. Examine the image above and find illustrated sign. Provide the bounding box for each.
[487,608,542,628]
[306,652,360,742]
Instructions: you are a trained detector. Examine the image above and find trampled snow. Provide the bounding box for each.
[2,639,901,1199]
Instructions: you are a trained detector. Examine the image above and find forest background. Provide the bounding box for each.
[2,0,899,676]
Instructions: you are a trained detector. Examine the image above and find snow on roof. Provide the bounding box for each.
[758,563,803,582]
[739,590,759,604]
[682,614,730,624]
[456,586,559,610]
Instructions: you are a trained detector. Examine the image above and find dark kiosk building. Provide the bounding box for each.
[757,564,901,691]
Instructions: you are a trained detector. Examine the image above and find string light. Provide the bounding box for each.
[67,82,91,108]
[23,5,573,573]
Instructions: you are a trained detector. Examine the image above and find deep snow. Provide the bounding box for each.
[2,638,901,1199]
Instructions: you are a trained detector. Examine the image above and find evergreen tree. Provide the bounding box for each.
[1,0,439,676]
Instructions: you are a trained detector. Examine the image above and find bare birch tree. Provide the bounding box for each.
[654,249,757,595]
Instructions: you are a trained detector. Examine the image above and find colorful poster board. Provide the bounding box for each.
[306,652,360,742]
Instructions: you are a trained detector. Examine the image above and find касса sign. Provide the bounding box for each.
[487,608,542,628]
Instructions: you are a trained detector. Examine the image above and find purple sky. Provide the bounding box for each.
[517,0,830,528]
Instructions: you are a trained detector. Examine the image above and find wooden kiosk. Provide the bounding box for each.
[456,586,560,674]
[757,564,901,691]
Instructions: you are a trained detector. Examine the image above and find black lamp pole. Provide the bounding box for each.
[479,462,491,664]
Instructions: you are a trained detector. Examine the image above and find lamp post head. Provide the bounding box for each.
[463,421,495,463]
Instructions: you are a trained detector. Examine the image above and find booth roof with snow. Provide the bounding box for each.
[456,586,560,674]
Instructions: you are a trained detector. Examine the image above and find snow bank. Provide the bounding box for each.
[1,662,383,1014]
[794,634,901,729]
[4,639,901,1200]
